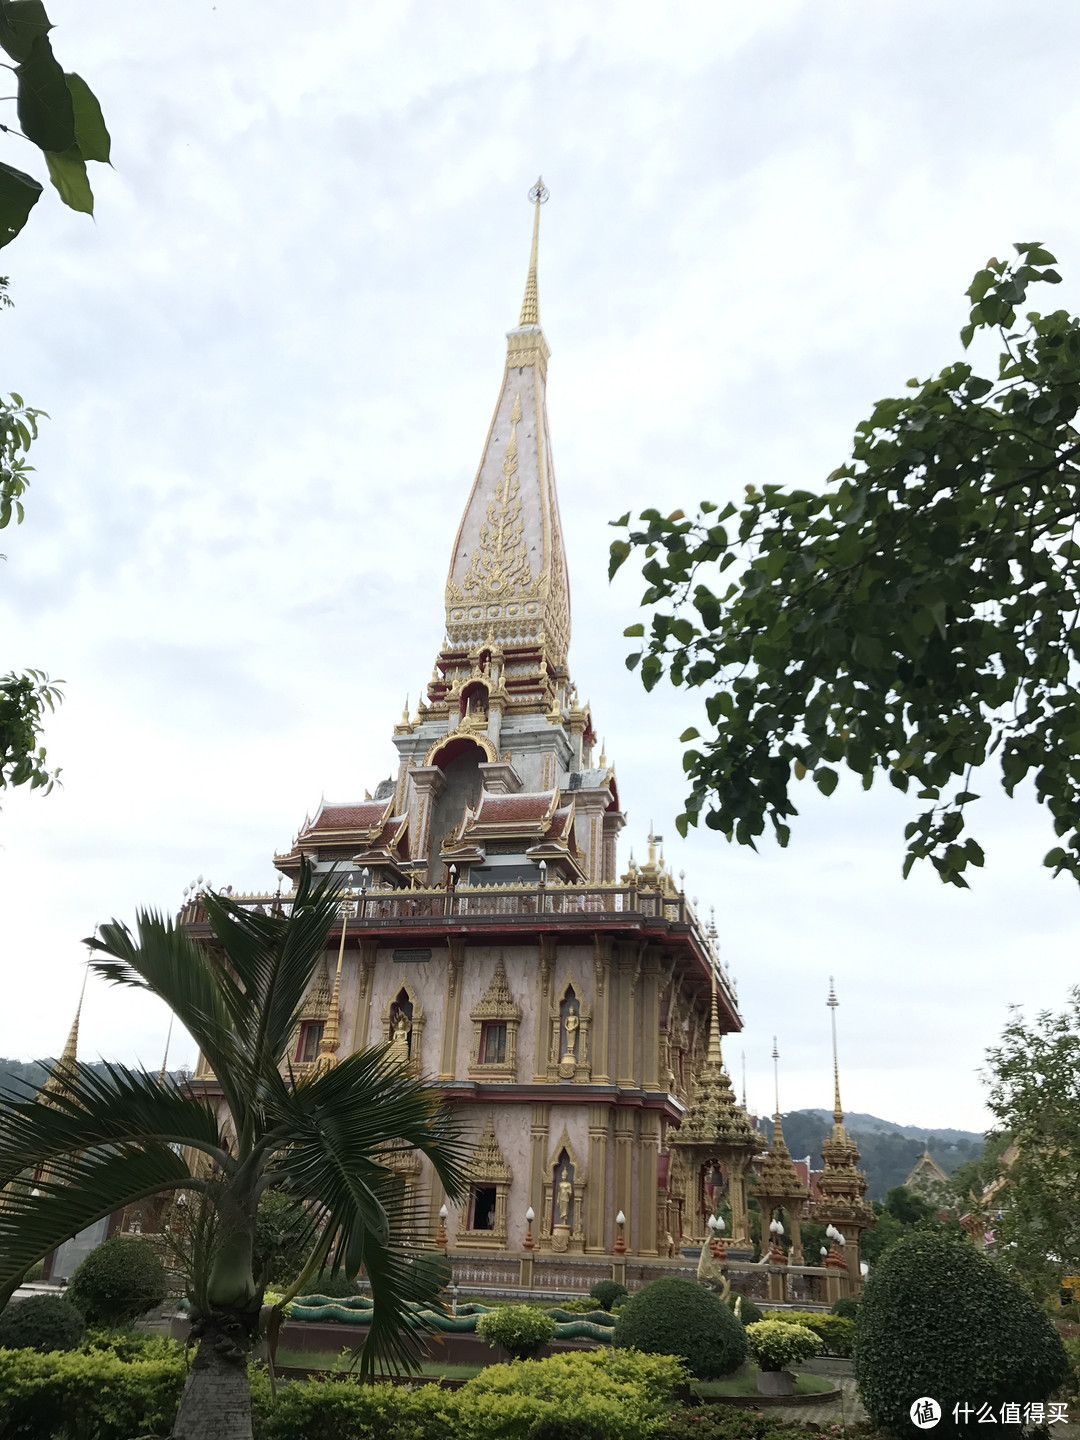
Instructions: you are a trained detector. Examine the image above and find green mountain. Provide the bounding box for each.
[764,1110,985,1201]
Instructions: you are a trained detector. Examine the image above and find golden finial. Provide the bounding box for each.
[772,1036,781,1119]
[599,738,607,768]
[707,957,724,1071]
[741,1048,747,1110]
[314,886,354,1076]
[518,177,549,327]
[59,967,88,1068]
[401,695,409,723]
[827,977,844,1125]
[158,1012,174,1086]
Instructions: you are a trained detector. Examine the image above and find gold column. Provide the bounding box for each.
[437,937,465,1081]
[591,936,612,1085]
[637,1110,660,1257]
[534,936,556,1081]
[613,1110,635,1254]
[585,1104,609,1252]
[729,1157,752,1249]
[528,1103,550,1231]
[639,948,661,1092]
[614,952,639,1086]
[349,938,378,1053]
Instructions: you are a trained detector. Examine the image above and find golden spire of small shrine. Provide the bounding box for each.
[42,968,87,1100]
[827,976,844,1126]
[314,888,353,1076]
[518,177,547,327]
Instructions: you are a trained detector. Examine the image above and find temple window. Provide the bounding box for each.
[480,1022,507,1065]
[297,1021,324,1064]
[469,1185,498,1231]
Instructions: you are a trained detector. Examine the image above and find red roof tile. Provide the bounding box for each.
[307,800,389,833]
[473,791,554,824]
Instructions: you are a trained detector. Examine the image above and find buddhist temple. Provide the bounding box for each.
[181,186,871,1299]
[187,184,748,1283]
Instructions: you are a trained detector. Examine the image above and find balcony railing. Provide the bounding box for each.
[181,879,739,1015]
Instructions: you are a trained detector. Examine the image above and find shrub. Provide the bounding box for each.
[302,1269,360,1299]
[855,1232,1069,1438]
[252,1350,685,1440]
[761,1309,854,1358]
[66,1236,167,1328]
[476,1303,558,1360]
[830,1295,859,1319]
[0,1294,85,1353]
[81,1329,181,1361]
[745,1319,821,1372]
[589,1279,629,1312]
[728,1293,763,1326]
[612,1276,746,1380]
[0,1345,186,1440]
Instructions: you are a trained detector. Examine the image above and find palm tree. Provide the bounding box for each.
[0,863,466,1440]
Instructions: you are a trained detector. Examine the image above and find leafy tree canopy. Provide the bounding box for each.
[984,986,1080,1299]
[611,244,1080,886]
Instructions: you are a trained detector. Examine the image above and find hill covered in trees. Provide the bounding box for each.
[763,1110,985,1200]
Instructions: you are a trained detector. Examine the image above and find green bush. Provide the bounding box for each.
[728,1293,763,1326]
[612,1276,747,1380]
[0,1294,85,1353]
[855,1233,1069,1438]
[476,1303,558,1359]
[745,1319,821,1372]
[589,1279,629,1312]
[252,1349,686,1440]
[303,1269,360,1299]
[81,1330,181,1362]
[0,1345,186,1440]
[830,1295,859,1319]
[66,1236,167,1327]
[761,1309,854,1358]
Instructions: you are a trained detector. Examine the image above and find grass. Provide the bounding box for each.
[692,1364,835,1398]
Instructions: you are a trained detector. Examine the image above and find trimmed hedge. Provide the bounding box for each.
[252,1348,685,1440]
[0,1345,186,1440]
[729,1293,763,1326]
[612,1276,746,1380]
[830,1295,859,1319]
[745,1319,821,1372]
[0,1295,85,1353]
[761,1309,854,1358]
[66,1236,167,1327]
[589,1280,629,1312]
[476,1304,557,1360]
[855,1233,1069,1438]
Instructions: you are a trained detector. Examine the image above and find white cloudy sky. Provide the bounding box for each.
[0,1,1076,1133]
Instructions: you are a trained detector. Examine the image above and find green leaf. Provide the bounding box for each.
[608,539,630,580]
[814,766,839,796]
[622,623,644,638]
[65,72,109,163]
[0,159,41,248]
[852,633,883,667]
[0,1,50,63]
[611,511,630,528]
[44,146,92,214]
[679,727,700,743]
[16,33,75,153]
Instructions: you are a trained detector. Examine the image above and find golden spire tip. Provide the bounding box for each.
[518,177,548,328]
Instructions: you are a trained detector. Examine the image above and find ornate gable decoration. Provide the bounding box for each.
[300,963,332,1021]
[465,1114,513,1184]
[471,958,521,1024]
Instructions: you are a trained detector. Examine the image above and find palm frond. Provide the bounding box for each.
[85,911,255,1118]
[0,1060,228,1183]
[200,860,346,1069]
[0,1144,197,1286]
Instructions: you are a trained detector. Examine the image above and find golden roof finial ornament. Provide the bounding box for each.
[827,976,843,1125]
[518,176,548,327]
[314,886,354,1076]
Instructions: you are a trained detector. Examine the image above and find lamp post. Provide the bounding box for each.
[612,1209,627,1286]
[519,1205,536,1290]
[436,1203,448,1250]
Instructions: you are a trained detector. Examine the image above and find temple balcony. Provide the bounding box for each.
[179,878,741,1026]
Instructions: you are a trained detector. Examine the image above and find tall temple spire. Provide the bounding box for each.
[518,177,545,326]
[439,178,571,685]
[827,976,843,1125]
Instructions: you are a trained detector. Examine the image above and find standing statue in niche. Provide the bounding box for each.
[389,1013,411,1066]
[556,1167,573,1225]
[562,1006,579,1059]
